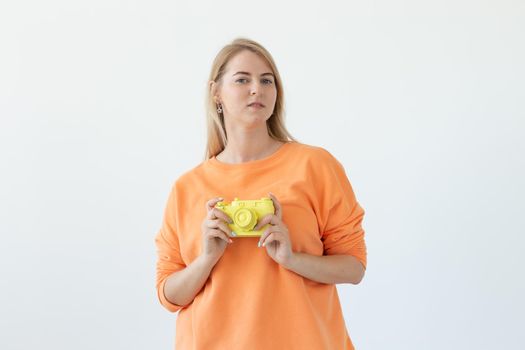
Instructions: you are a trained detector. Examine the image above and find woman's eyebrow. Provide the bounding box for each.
[232,71,274,78]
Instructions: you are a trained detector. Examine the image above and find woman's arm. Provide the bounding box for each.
[281,253,365,285]
[163,255,218,307]
[256,194,366,285]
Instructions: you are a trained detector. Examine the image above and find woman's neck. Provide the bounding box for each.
[216,135,284,164]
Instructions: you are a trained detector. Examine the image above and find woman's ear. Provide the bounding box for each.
[209,80,220,103]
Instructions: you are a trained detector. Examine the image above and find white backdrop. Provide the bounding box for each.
[1,1,524,349]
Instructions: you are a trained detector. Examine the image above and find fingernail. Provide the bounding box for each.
[257,241,261,248]
[230,231,237,237]
[229,239,233,243]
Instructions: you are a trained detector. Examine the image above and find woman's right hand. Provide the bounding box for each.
[200,197,234,262]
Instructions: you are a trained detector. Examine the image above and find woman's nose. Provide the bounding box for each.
[249,81,261,95]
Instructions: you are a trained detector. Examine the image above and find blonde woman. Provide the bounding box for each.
[155,38,367,349]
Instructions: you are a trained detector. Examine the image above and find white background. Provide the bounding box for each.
[1,1,524,349]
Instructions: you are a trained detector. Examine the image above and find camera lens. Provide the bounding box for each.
[233,208,257,231]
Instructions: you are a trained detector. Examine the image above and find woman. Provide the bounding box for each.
[155,38,367,349]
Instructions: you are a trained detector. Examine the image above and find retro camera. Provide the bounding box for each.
[215,197,275,237]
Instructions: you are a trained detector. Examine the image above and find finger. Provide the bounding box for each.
[257,226,272,247]
[207,229,233,244]
[268,192,282,219]
[259,225,290,247]
[213,220,235,237]
[206,197,224,211]
[261,232,280,248]
[207,208,233,224]
[254,214,279,231]
[206,210,215,220]
[254,215,270,231]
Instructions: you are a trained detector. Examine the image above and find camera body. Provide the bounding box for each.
[215,197,275,237]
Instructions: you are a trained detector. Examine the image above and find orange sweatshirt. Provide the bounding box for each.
[155,141,367,350]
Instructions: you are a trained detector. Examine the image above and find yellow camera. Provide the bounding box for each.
[215,197,275,237]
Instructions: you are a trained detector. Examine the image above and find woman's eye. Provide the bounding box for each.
[236,78,248,83]
[262,79,273,84]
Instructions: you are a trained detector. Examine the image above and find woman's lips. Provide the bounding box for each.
[248,103,264,108]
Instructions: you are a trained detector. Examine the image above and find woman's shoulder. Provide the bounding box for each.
[288,141,340,164]
[168,161,209,191]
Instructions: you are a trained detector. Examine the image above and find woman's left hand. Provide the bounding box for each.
[255,193,294,266]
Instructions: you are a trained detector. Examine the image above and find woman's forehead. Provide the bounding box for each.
[225,50,272,75]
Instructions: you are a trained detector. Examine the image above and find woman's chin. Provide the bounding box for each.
[229,114,271,126]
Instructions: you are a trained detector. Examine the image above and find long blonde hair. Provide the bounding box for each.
[204,38,296,160]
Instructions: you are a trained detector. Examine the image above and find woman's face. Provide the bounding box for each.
[213,50,277,129]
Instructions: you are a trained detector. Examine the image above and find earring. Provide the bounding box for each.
[217,104,223,114]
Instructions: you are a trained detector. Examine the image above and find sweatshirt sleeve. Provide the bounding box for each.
[154,182,187,312]
[317,151,367,269]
